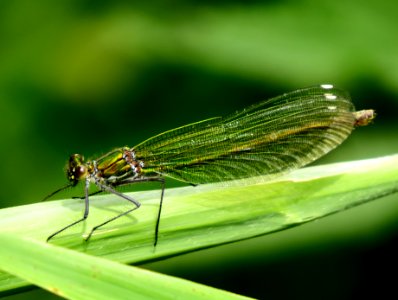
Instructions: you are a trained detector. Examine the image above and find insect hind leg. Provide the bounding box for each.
[84,182,142,241]
[114,177,165,246]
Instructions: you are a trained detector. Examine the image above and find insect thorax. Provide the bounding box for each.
[86,148,145,184]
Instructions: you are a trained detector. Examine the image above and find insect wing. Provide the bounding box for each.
[135,85,356,184]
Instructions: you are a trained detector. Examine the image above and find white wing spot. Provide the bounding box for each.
[321,84,334,89]
[324,93,337,100]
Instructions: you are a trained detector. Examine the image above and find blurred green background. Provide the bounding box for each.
[2,0,398,299]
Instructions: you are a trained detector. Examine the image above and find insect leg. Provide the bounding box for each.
[47,179,90,242]
[84,182,141,241]
[72,190,103,199]
[115,177,165,246]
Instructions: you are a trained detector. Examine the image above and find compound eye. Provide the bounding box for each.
[75,165,87,179]
[66,154,87,184]
[70,154,84,165]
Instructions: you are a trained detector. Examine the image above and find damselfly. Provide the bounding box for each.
[45,84,375,245]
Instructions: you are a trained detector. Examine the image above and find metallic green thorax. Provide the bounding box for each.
[67,148,145,186]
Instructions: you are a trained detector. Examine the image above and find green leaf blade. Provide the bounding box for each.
[0,233,252,300]
[1,154,398,294]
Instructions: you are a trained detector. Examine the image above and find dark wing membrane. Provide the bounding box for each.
[134,85,356,184]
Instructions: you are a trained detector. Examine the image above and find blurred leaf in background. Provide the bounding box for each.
[1,0,398,299]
